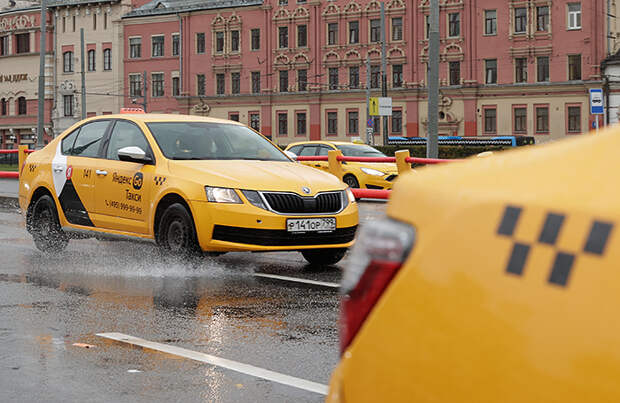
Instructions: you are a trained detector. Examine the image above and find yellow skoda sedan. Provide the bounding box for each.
[19,114,358,265]
[329,128,619,402]
[285,141,399,190]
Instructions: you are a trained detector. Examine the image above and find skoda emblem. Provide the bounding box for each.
[302,186,311,194]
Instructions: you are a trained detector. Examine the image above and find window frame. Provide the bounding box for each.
[279,70,288,93]
[216,73,225,95]
[87,49,96,72]
[392,17,403,41]
[537,56,549,82]
[296,110,307,136]
[231,30,240,52]
[197,74,206,96]
[485,59,497,84]
[326,110,338,136]
[515,57,527,83]
[449,61,460,86]
[251,71,261,94]
[215,31,225,53]
[568,54,581,81]
[347,109,359,136]
[484,10,497,35]
[129,37,142,59]
[231,72,240,94]
[567,3,582,30]
[63,94,74,117]
[196,32,206,54]
[279,26,288,49]
[349,21,359,44]
[129,73,142,97]
[151,72,164,98]
[277,111,288,137]
[392,64,403,88]
[249,111,260,132]
[349,66,359,89]
[535,104,550,134]
[512,105,527,134]
[566,103,582,133]
[103,48,112,71]
[297,25,307,48]
[391,108,403,134]
[251,29,260,51]
[537,6,549,32]
[448,13,460,38]
[329,67,339,90]
[63,51,74,73]
[514,7,527,34]
[328,22,338,46]
[370,19,380,43]
[151,34,164,57]
[483,106,497,134]
[298,69,307,92]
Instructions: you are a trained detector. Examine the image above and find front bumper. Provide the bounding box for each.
[360,174,398,190]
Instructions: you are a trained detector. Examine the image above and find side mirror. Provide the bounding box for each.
[118,146,152,164]
[284,150,298,161]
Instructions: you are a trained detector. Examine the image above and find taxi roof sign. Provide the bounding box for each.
[120,107,145,114]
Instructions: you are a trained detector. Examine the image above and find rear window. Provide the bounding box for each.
[61,128,80,155]
[335,144,386,157]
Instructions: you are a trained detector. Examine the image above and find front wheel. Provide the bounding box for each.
[157,203,200,258]
[301,248,347,266]
[28,194,68,253]
[343,174,360,189]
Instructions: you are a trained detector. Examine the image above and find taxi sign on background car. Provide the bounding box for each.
[120,107,145,114]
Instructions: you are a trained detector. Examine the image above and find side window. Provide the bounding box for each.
[72,121,109,157]
[61,128,80,155]
[287,145,303,155]
[106,120,151,160]
[299,145,319,156]
[317,145,334,156]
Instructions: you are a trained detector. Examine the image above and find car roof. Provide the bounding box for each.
[288,141,367,147]
[86,113,244,125]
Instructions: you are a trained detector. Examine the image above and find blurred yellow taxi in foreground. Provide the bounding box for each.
[328,128,619,402]
[285,141,398,189]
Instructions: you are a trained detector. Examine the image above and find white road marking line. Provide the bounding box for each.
[96,332,328,396]
[253,273,340,288]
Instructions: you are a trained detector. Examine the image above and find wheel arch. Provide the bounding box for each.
[26,186,55,232]
[153,192,196,243]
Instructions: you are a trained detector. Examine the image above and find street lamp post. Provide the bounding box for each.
[37,0,47,149]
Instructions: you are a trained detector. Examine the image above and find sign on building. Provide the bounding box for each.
[369,97,392,116]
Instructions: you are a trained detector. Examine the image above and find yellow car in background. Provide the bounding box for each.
[328,128,619,402]
[285,141,399,190]
[19,113,358,265]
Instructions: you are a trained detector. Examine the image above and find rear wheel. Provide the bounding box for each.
[29,195,68,253]
[301,248,347,266]
[157,203,200,258]
[343,174,360,189]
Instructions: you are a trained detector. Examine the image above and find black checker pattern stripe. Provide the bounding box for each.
[497,206,613,288]
[154,176,167,186]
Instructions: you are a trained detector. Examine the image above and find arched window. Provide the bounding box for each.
[17,97,26,115]
[63,51,73,73]
[0,98,6,115]
[88,49,96,71]
[103,48,111,71]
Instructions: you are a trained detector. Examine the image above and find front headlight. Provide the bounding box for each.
[241,190,268,210]
[205,186,242,203]
[361,167,386,176]
[345,188,356,204]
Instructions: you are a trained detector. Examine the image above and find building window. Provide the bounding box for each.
[216,73,225,95]
[278,112,288,136]
[537,6,549,31]
[152,73,164,97]
[252,72,260,93]
[0,35,8,55]
[536,106,549,133]
[196,33,205,54]
[515,58,527,83]
[17,97,26,115]
[329,67,338,90]
[152,35,164,57]
[392,17,402,41]
[279,26,288,48]
[172,76,180,96]
[537,56,549,82]
[568,3,581,29]
[514,7,527,33]
[72,15,76,32]
[216,32,224,53]
[484,107,496,133]
[425,15,430,39]
[349,66,359,89]
[63,95,73,117]
[104,13,108,30]
[279,0,288,5]
[485,59,497,84]
[63,51,74,73]
[298,69,307,91]
[391,110,402,133]
[568,54,581,80]
[231,30,239,52]
[296,112,306,135]
[251,29,260,50]
[485,10,497,35]
[514,107,527,133]
[328,23,338,45]
[448,13,460,37]
[1,98,6,115]
[129,74,142,97]
[392,64,403,88]
[279,70,288,92]
[373,116,381,135]
[250,113,260,131]
[197,74,205,96]
[298,25,307,47]
[129,37,141,58]
[62,16,66,33]
[15,33,29,53]
[370,19,380,43]
[347,111,359,135]
[103,48,111,70]
[449,61,460,85]
[568,105,581,132]
[87,49,96,71]
[172,34,180,56]
[327,111,338,135]
[349,21,359,44]
[371,65,380,88]
[93,13,97,30]
[229,113,239,122]
[231,72,240,94]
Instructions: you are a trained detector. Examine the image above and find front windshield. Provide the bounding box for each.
[335,144,387,157]
[146,122,289,161]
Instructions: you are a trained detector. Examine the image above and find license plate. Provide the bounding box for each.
[287,217,336,233]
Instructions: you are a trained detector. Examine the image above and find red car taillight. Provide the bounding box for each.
[340,218,416,353]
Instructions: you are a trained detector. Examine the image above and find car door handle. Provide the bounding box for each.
[96,170,108,176]
[314,164,321,167]
[53,166,64,172]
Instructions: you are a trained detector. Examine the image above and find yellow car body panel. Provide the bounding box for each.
[19,114,358,252]
[328,128,620,402]
[285,141,398,189]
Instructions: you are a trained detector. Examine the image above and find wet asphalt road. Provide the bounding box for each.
[0,201,385,403]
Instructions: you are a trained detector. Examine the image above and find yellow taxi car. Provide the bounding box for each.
[284,141,398,190]
[19,113,358,265]
[328,128,619,401]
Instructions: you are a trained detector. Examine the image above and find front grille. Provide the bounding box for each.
[262,192,342,214]
[212,225,357,246]
[386,174,398,182]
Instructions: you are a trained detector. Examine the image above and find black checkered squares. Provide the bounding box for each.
[154,176,167,186]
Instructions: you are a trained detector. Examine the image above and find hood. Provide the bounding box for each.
[169,160,346,194]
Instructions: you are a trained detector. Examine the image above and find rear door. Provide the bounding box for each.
[298,145,321,170]
[316,145,335,172]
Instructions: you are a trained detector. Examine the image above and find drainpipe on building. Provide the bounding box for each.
[177,13,183,102]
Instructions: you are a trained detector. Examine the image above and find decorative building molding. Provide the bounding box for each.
[343,1,362,17]
[0,15,35,33]
[292,6,310,20]
[273,7,291,22]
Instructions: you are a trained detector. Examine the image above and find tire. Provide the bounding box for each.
[157,203,200,258]
[343,174,360,188]
[301,248,347,266]
[28,194,68,253]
